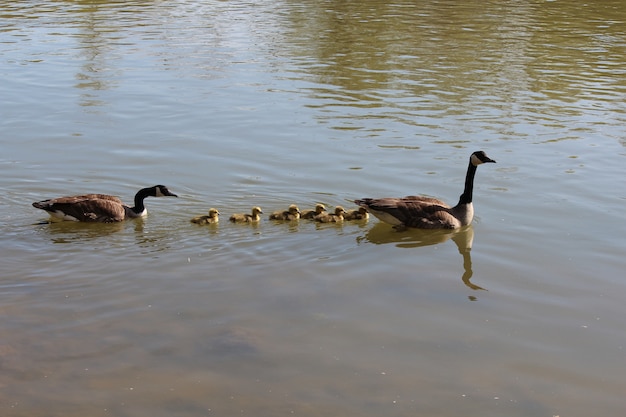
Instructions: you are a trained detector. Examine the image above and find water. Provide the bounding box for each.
[1,0,626,416]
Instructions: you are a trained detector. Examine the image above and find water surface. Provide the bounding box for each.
[1,1,626,416]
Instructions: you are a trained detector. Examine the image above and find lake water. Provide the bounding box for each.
[1,0,626,416]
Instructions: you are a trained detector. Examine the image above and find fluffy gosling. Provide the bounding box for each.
[300,203,327,219]
[229,206,263,223]
[344,206,369,221]
[269,204,300,221]
[191,208,220,225]
[314,206,345,223]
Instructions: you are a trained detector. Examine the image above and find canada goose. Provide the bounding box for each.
[355,151,496,229]
[191,208,220,225]
[229,206,263,223]
[32,185,178,222]
[314,206,345,223]
[344,206,369,221]
[269,204,300,221]
[300,204,327,219]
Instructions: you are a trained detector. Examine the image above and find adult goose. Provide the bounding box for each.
[229,206,263,223]
[191,208,220,225]
[355,151,495,229]
[32,185,178,222]
[269,204,300,221]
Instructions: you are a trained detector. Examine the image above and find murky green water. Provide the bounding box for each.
[1,1,625,416]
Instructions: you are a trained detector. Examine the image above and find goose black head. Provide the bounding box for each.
[154,185,178,197]
[470,151,496,166]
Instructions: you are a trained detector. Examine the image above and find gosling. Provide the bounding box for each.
[191,208,220,225]
[229,206,263,223]
[300,203,327,219]
[344,206,369,221]
[269,204,300,221]
[314,206,345,223]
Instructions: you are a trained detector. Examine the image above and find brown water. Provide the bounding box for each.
[1,1,626,416]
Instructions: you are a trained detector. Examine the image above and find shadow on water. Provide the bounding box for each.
[357,223,485,293]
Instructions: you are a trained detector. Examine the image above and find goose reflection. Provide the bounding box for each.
[131,218,176,254]
[357,223,485,291]
[37,220,124,243]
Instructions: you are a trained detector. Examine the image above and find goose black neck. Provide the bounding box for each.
[131,187,154,214]
[458,161,478,205]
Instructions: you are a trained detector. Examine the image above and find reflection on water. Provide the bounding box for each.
[2,0,626,416]
[37,219,125,242]
[34,217,181,255]
[358,223,484,292]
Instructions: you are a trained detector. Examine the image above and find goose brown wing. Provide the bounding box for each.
[84,194,124,203]
[356,197,456,229]
[355,197,409,224]
[39,194,123,205]
[398,198,457,229]
[36,195,126,222]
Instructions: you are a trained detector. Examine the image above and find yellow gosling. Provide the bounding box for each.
[344,206,369,221]
[269,204,300,221]
[300,203,326,219]
[229,206,263,223]
[314,206,345,223]
[191,208,220,225]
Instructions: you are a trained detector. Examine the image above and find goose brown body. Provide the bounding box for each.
[355,151,495,229]
[32,185,178,222]
[354,196,462,229]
